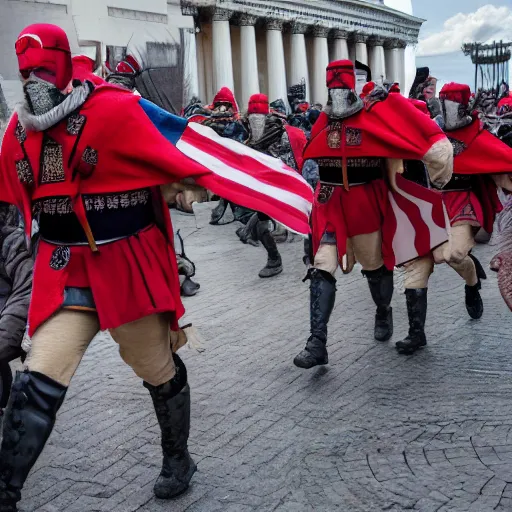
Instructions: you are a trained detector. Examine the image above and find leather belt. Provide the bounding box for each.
[442,174,473,192]
[317,157,384,187]
[37,189,155,245]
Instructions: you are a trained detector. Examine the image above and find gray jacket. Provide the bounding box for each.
[0,206,32,362]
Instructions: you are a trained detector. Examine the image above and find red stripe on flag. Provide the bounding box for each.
[182,125,313,202]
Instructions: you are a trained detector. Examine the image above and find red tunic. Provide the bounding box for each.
[305,94,448,268]
[443,120,512,232]
[0,86,210,335]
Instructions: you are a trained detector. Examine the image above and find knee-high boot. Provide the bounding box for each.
[362,266,394,341]
[256,219,283,278]
[0,371,67,512]
[143,354,196,500]
[395,289,428,355]
[293,268,336,369]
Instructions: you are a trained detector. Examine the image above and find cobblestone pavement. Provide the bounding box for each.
[15,206,512,512]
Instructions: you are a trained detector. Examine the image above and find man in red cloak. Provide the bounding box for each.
[400,84,512,354]
[293,60,453,369]
[0,24,312,511]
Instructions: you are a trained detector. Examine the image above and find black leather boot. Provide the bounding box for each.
[396,289,428,355]
[465,281,483,319]
[0,371,67,512]
[180,277,200,297]
[144,354,196,500]
[257,220,283,278]
[210,199,234,225]
[362,266,394,341]
[294,268,336,369]
[236,212,259,247]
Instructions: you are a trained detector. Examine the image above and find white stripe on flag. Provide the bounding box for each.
[388,192,418,264]
[176,139,312,217]
[393,182,447,249]
[187,122,310,186]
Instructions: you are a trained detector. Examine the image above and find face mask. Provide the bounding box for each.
[329,89,363,119]
[442,99,473,131]
[248,113,266,142]
[23,72,66,116]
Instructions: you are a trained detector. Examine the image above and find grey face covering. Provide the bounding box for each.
[248,113,266,142]
[442,99,473,131]
[328,89,363,119]
[23,73,67,116]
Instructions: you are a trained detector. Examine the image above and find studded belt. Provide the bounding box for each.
[37,189,155,246]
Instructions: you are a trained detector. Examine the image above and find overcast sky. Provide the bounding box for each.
[412,0,512,56]
[409,1,512,91]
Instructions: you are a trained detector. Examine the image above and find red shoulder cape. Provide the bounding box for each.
[446,120,512,175]
[305,94,446,161]
[284,125,307,172]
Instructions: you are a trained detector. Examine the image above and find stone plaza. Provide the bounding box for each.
[14,206,512,512]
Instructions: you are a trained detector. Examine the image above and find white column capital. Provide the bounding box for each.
[238,13,258,26]
[330,29,349,40]
[311,25,330,38]
[367,36,385,48]
[384,38,401,50]
[350,32,368,44]
[266,18,284,31]
[212,8,232,22]
[290,22,308,34]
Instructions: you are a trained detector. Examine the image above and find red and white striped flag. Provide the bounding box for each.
[178,122,313,235]
[383,172,448,267]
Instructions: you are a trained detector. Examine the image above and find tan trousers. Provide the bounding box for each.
[433,224,478,286]
[27,310,176,387]
[314,231,384,275]
[403,256,434,289]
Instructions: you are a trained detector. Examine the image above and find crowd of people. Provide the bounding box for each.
[0,22,511,512]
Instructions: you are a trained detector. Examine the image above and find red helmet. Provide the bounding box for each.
[439,83,471,107]
[326,60,355,90]
[15,24,72,90]
[247,93,269,115]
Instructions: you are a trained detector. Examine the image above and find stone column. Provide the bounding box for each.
[367,36,386,84]
[212,8,234,92]
[384,39,401,85]
[330,29,349,61]
[397,40,407,93]
[239,14,259,109]
[183,28,200,104]
[352,33,368,65]
[289,22,310,102]
[266,19,288,107]
[311,25,330,106]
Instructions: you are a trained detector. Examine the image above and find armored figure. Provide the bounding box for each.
[293,61,453,369]
[236,93,307,278]
[0,24,312,511]
[403,84,512,353]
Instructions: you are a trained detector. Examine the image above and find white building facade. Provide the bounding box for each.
[0,0,422,113]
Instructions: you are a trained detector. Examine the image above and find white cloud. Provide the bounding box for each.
[417,5,512,57]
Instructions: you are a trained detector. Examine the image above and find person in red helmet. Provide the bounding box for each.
[293,60,453,369]
[202,87,251,225]
[431,84,512,319]
[0,24,313,511]
[236,93,306,277]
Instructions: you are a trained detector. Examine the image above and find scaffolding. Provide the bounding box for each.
[462,40,511,95]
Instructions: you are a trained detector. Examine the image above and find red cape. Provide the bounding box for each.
[284,125,307,172]
[305,94,446,162]
[446,119,512,175]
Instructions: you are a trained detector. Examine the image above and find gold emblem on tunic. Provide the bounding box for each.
[327,129,341,149]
